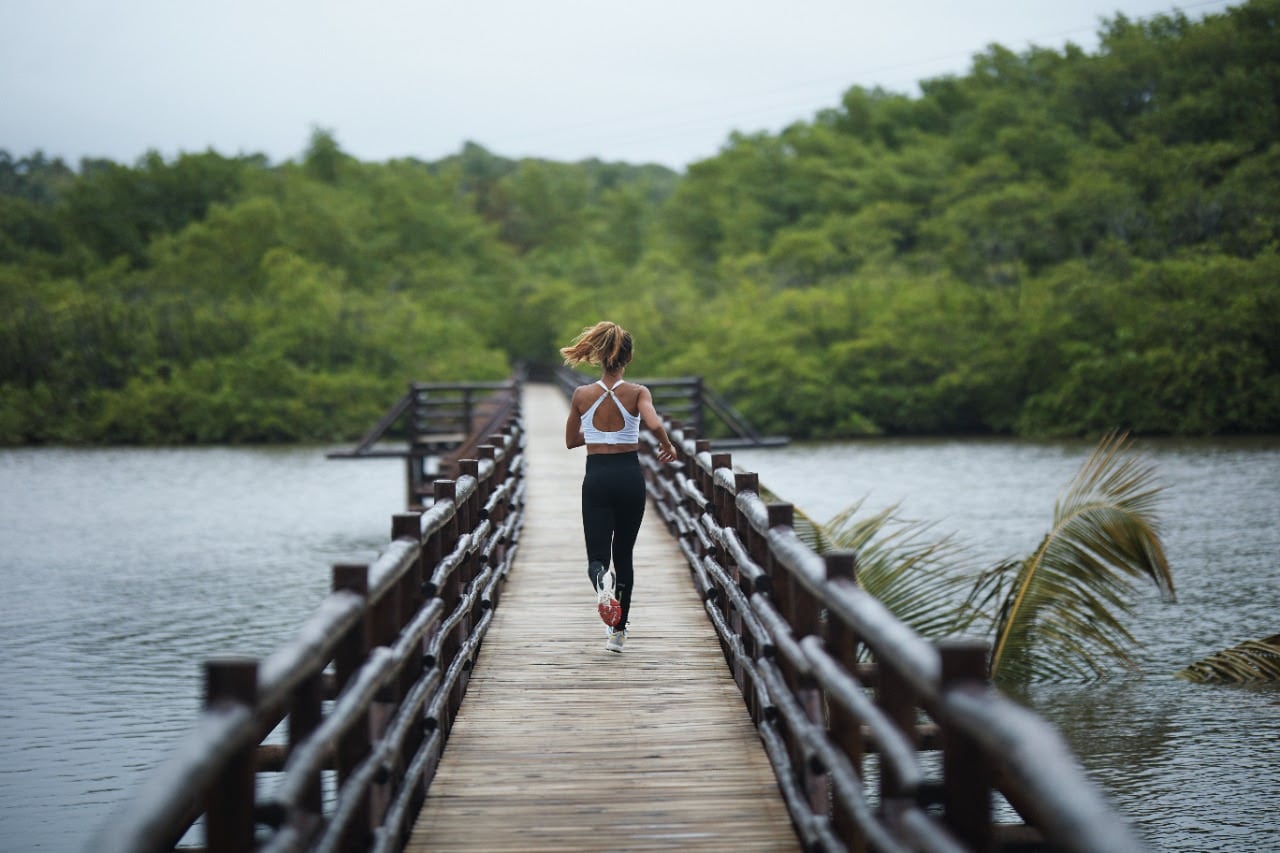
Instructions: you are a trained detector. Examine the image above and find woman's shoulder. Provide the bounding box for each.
[619,382,650,408]
[572,382,606,402]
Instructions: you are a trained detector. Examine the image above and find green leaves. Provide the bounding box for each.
[0,138,520,445]
[801,432,1177,684]
[1176,635,1280,684]
[804,498,978,639]
[975,432,1174,682]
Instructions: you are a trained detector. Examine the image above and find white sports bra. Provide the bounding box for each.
[580,380,642,444]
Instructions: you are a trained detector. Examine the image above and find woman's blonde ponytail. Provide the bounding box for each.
[560,321,633,372]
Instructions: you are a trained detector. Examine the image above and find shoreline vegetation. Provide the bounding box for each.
[2,1,1277,446]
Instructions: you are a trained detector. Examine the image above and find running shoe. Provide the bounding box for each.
[606,627,627,653]
[596,568,622,628]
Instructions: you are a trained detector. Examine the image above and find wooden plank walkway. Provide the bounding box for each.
[405,383,798,852]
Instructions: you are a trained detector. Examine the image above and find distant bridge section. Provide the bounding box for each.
[328,370,784,508]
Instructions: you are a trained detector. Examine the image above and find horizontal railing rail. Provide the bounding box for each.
[92,403,527,853]
[638,422,1146,853]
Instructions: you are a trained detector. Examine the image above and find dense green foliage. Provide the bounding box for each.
[3,1,1277,444]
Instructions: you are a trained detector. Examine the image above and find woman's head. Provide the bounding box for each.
[560,321,633,372]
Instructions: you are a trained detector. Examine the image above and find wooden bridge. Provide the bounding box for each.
[92,378,1146,853]
[402,383,793,851]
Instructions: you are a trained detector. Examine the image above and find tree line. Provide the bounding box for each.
[2,0,1276,444]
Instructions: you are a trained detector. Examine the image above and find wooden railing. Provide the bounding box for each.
[91,411,526,853]
[553,366,787,448]
[639,422,1147,853]
[329,379,523,507]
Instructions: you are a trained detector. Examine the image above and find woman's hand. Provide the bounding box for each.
[657,441,677,464]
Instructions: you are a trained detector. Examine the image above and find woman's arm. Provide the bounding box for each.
[566,389,586,449]
[636,386,678,463]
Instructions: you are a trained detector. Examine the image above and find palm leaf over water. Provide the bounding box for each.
[971,432,1175,683]
[1175,635,1280,683]
[789,496,977,639]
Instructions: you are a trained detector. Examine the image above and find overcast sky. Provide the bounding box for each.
[1,0,1232,171]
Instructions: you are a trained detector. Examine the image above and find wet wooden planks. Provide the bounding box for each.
[405,382,798,852]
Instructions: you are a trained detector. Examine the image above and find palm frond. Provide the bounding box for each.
[985,431,1175,683]
[802,497,979,639]
[771,489,835,554]
[1175,635,1280,683]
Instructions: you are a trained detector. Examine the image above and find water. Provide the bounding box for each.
[1,439,1276,851]
[0,446,404,851]
[733,436,1280,852]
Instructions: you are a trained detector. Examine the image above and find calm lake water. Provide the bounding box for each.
[0,446,405,851]
[1,438,1277,851]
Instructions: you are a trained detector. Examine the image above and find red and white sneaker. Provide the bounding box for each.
[596,569,622,628]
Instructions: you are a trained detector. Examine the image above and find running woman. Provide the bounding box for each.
[562,321,678,652]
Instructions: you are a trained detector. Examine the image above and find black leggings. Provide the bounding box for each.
[581,451,646,629]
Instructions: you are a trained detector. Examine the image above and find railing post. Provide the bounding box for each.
[759,499,829,826]
[289,670,324,820]
[332,563,373,849]
[877,654,918,831]
[435,480,459,552]
[709,453,733,575]
[789,524,827,824]
[423,502,444,600]
[692,375,704,437]
[392,510,435,827]
[689,438,711,506]
[477,444,505,580]
[433,479,465,733]
[459,459,482,585]
[824,551,866,852]
[940,640,994,851]
[457,459,481,704]
[729,473,758,691]
[407,383,427,508]
[764,504,794,627]
[392,511,427,630]
[705,452,734,664]
[204,658,258,853]
[333,563,372,688]
[460,455,480,484]
[479,443,499,490]
[434,478,460,621]
[710,453,733,527]
[674,437,704,570]
[732,473,757,586]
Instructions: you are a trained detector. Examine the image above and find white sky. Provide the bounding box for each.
[1,0,1233,171]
